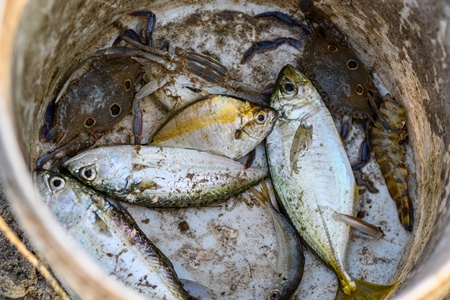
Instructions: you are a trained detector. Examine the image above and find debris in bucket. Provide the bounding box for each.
[32,4,414,299]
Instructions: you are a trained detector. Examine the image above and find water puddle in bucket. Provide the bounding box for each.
[35,2,416,299]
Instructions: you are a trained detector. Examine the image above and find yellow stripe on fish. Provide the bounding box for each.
[152,94,277,159]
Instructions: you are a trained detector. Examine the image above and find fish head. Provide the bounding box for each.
[63,149,105,188]
[34,170,75,201]
[240,104,278,140]
[63,147,131,192]
[271,64,320,118]
[33,170,90,227]
[267,277,293,300]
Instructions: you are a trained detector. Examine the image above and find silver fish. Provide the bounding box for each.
[34,170,191,300]
[251,180,304,300]
[63,145,267,207]
[265,65,395,299]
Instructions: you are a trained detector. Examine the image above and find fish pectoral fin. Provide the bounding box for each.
[234,129,242,139]
[333,212,385,240]
[135,77,169,99]
[134,179,158,191]
[185,86,210,100]
[125,175,158,192]
[179,278,216,300]
[290,124,313,172]
[335,279,397,300]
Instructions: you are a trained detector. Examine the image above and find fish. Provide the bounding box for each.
[251,180,305,300]
[34,170,192,300]
[265,65,396,299]
[371,94,413,232]
[333,212,385,240]
[151,93,278,159]
[63,145,267,208]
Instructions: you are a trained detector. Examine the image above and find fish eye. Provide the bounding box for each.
[282,82,295,95]
[80,166,97,181]
[269,289,281,300]
[327,45,338,52]
[84,117,96,128]
[356,84,364,95]
[124,79,132,91]
[347,59,358,70]
[49,176,65,191]
[110,103,121,117]
[255,111,267,124]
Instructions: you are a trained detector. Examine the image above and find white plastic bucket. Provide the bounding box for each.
[1,1,450,299]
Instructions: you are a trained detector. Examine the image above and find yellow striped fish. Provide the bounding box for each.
[152,93,277,159]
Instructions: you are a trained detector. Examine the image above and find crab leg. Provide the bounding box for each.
[120,34,174,61]
[255,11,310,32]
[241,38,304,63]
[132,98,143,145]
[352,120,372,170]
[113,28,143,46]
[340,115,352,139]
[130,11,156,46]
[240,11,310,63]
[159,40,170,51]
[39,99,57,142]
[36,133,91,169]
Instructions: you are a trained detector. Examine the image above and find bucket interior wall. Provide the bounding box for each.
[7,0,450,299]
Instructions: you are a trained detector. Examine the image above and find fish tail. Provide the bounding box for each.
[249,179,270,207]
[335,279,397,300]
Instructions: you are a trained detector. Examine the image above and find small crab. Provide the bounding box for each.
[38,11,264,167]
[241,0,383,139]
[39,49,143,147]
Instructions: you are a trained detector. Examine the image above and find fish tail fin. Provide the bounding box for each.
[335,279,397,300]
[249,179,270,207]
